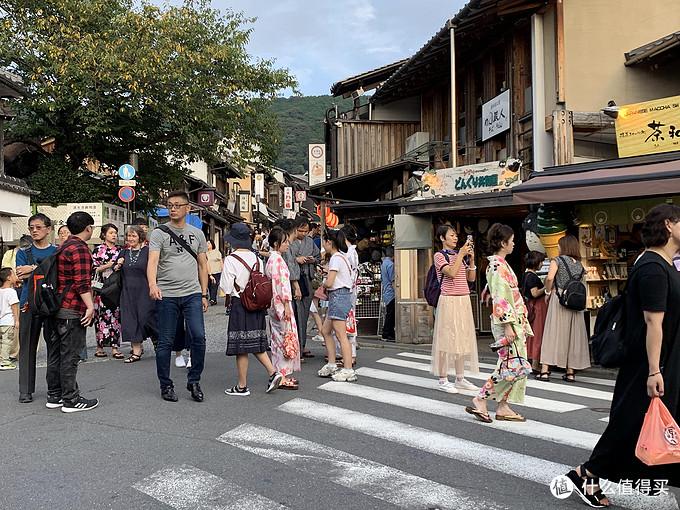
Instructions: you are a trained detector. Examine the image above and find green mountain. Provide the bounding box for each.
[270,95,356,175]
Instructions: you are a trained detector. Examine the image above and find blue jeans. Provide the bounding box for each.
[155,294,206,389]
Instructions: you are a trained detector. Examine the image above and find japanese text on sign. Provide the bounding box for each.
[481,90,510,142]
[419,160,522,197]
[615,94,680,157]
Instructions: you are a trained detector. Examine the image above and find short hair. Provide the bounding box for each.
[99,223,119,241]
[66,211,95,236]
[57,225,70,235]
[167,190,190,203]
[206,239,215,249]
[323,229,348,253]
[340,224,358,243]
[558,234,581,260]
[436,224,455,244]
[641,204,680,248]
[384,246,394,258]
[28,213,52,228]
[487,223,514,253]
[126,225,146,243]
[132,217,147,226]
[0,267,13,284]
[268,227,288,250]
[274,218,295,234]
[525,250,545,270]
[294,217,310,229]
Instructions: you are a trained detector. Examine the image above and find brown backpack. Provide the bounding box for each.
[230,253,273,312]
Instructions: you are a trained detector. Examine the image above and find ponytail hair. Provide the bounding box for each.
[324,229,348,253]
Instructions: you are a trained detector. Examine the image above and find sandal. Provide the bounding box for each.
[279,380,299,390]
[94,351,108,358]
[465,406,493,423]
[535,372,550,381]
[496,413,526,422]
[112,351,125,360]
[565,466,609,508]
[124,354,142,364]
[563,373,576,383]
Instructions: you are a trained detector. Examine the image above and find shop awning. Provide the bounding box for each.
[400,189,521,215]
[513,151,680,205]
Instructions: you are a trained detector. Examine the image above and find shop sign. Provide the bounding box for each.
[254,173,265,198]
[420,160,522,197]
[481,90,510,142]
[283,187,294,210]
[308,144,326,186]
[295,190,307,203]
[615,94,680,158]
[238,192,250,215]
[197,190,214,206]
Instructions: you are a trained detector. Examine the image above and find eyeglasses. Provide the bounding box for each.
[29,225,46,231]
[167,203,189,210]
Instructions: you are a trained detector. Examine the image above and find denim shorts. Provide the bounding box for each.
[327,287,352,321]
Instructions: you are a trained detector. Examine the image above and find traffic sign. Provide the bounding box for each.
[119,179,136,187]
[118,186,136,203]
[118,164,136,180]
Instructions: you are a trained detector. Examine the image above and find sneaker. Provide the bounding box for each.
[312,334,324,343]
[266,372,283,393]
[332,368,358,382]
[455,379,479,391]
[61,396,99,413]
[437,381,459,394]
[175,355,186,368]
[224,385,251,397]
[317,363,339,378]
[45,396,63,409]
[186,355,192,369]
[0,362,17,370]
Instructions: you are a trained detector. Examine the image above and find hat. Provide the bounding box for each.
[225,222,253,250]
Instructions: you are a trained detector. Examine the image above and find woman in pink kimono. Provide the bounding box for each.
[265,227,301,390]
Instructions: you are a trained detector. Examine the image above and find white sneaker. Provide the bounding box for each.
[186,355,192,369]
[174,355,186,368]
[437,381,459,394]
[455,378,478,391]
[332,368,358,382]
[317,363,339,378]
[312,334,324,343]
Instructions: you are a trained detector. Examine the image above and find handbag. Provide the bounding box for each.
[282,320,299,360]
[97,270,122,309]
[346,308,357,335]
[497,330,532,382]
[636,397,680,466]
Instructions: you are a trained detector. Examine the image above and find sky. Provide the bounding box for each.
[159,0,467,97]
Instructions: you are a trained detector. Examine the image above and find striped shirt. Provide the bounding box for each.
[434,250,470,296]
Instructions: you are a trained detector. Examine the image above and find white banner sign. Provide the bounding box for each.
[254,173,265,199]
[283,187,294,210]
[308,144,326,186]
[239,193,250,215]
[482,89,510,141]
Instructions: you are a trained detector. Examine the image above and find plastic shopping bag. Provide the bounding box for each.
[635,397,680,466]
[346,308,357,335]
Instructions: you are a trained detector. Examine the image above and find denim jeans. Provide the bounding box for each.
[155,294,206,390]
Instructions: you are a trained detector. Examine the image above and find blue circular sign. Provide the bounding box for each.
[118,164,136,180]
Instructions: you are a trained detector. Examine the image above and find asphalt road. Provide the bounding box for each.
[1,306,677,510]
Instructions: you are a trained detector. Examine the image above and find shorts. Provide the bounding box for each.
[327,287,352,321]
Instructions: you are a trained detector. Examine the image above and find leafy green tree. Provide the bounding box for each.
[0,0,296,210]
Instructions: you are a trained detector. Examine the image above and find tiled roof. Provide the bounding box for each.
[625,31,680,66]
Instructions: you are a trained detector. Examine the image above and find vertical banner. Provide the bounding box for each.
[254,173,265,199]
[308,144,326,186]
[283,187,294,210]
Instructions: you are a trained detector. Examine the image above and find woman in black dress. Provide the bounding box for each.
[565,204,680,507]
[115,226,155,363]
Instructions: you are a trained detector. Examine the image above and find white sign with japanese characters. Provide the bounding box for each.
[482,89,510,142]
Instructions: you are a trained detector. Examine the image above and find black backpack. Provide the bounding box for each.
[28,241,74,317]
[556,256,587,311]
[424,251,449,307]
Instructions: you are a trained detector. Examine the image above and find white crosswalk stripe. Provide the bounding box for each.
[356,366,587,413]
[133,465,288,509]
[377,356,614,401]
[218,424,509,510]
[279,398,677,510]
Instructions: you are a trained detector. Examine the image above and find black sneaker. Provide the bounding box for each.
[266,372,283,393]
[61,396,99,413]
[224,385,250,396]
[46,396,63,409]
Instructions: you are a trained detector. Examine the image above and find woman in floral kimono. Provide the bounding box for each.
[92,224,123,359]
[466,223,533,423]
[265,227,301,390]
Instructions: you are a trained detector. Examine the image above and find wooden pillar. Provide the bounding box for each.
[552,110,574,165]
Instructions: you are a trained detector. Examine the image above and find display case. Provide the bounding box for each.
[356,261,382,319]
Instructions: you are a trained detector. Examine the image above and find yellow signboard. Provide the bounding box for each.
[615,95,680,158]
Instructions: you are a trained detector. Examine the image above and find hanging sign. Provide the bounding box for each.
[283,187,294,210]
[198,190,215,206]
[615,94,680,158]
[308,144,326,186]
[481,89,510,142]
[254,173,265,199]
[419,159,522,197]
[295,190,307,203]
[238,193,250,215]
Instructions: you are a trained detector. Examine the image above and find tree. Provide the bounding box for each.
[0,0,296,210]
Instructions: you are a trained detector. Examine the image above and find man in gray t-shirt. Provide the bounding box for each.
[148,191,210,404]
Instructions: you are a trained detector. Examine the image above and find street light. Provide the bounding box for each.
[601,100,620,120]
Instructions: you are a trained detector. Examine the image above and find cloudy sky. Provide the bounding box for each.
[171,0,467,96]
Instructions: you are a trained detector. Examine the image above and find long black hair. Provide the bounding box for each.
[324,229,348,253]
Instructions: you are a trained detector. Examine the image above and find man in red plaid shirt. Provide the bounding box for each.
[48,211,99,413]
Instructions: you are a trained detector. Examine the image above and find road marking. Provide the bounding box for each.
[279,398,676,510]
[396,352,618,388]
[218,424,507,510]
[600,416,610,423]
[355,366,585,413]
[378,357,613,402]
[319,381,600,450]
[133,465,288,509]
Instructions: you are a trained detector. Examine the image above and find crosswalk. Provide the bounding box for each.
[133,351,677,510]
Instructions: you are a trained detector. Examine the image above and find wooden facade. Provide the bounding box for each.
[330,120,420,178]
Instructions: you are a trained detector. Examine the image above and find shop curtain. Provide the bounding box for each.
[394,214,432,250]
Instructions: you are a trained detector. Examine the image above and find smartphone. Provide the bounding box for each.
[466,235,473,244]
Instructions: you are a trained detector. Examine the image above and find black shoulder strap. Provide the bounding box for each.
[25,246,35,265]
[158,225,197,260]
[558,256,584,282]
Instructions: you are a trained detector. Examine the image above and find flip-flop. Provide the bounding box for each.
[496,413,526,422]
[112,352,125,360]
[465,406,493,423]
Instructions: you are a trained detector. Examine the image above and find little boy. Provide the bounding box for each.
[0,267,19,370]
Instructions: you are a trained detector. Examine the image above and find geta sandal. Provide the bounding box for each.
[465,406,493,423]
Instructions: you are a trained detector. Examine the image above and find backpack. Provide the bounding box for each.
[556,256,587,311]
[424,251,450,307]
[230,253,272,312]
[591,259,667,368]
[28,241,74,317]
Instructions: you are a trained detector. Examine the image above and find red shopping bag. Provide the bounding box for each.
[635,397,680,466]
[282,320,299,360]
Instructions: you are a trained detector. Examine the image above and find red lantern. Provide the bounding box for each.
[326,212,339,228]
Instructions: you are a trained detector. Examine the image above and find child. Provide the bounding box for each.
[0,267,19,370]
